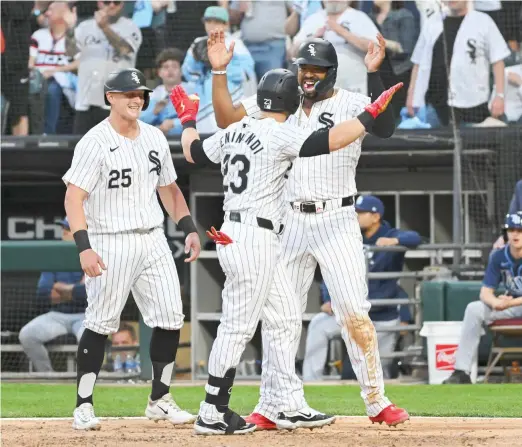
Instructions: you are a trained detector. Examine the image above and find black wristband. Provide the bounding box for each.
[182,120,196,130]
[357,111,375,131]
[73,229,91,254]
[178,215,197,236]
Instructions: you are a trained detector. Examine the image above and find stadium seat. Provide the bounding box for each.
[484,318,522,383]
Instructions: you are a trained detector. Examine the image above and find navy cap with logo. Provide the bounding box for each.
[355,195,385,216]
[504,211,522,230]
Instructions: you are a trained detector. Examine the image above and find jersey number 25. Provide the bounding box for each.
[222,154,250,194]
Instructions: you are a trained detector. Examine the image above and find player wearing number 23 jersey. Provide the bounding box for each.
[170,68,402,435]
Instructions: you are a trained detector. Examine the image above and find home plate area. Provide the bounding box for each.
[2,417,521,447]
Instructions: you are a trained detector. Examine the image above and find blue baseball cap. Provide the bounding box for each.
[504,211,522,230]
[203,6,229,23]
[57,217,70,230]
[355,195,385,216]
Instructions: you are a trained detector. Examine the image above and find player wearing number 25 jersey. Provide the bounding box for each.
[63,68,200,431]
[170,69,402,435]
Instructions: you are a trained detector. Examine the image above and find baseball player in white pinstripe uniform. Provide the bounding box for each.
[63,68,200,430]
[170,66,401,434]
[209,30,410,427]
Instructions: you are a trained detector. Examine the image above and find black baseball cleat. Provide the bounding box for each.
[275,407,336,430]
[443,370,472,384]
[194,409,256,435]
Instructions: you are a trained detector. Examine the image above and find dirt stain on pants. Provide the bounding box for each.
[347,314,380,404]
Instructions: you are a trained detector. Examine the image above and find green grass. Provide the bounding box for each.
[1,383,520,418]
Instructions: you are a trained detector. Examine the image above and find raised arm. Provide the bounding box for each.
[208,31,248,128]
[170,85,222,166]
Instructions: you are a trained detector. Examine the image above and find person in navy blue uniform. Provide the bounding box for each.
[302,195,421,380]
[444,211,522,384]
[494,179,522,249]
[18,217,87,372]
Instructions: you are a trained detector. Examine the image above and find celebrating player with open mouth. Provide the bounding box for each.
[210,30,410,429]
[170,63,401,434]
[63,68,200,431]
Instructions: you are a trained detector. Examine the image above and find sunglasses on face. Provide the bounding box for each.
[104,1,122,5]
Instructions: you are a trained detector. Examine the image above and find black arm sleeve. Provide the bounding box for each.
[367,71,396,138]
[190,139,219,166]
[298,130,330,157]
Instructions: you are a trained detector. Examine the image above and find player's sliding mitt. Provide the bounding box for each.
[169,85,200,124]
[364,82,403,118]
[206,226,233,246]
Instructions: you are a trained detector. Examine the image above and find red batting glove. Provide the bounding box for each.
[206,226,233,246]
[169,85,200,124]
[364,82,403,118]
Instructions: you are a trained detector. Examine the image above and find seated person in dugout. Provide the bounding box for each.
[444,211,522,384]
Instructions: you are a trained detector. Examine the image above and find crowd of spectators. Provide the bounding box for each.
[1,0,521,137]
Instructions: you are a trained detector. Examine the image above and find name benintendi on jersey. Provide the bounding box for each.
[62,119,178,234]
[242,89,370,202]
[202,118,312,222]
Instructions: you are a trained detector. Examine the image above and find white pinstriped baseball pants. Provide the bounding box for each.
[255,206,391,419]
[84,228,185,335]
[200,220,306,420]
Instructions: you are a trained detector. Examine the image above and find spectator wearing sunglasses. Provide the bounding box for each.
[64,0,142,135]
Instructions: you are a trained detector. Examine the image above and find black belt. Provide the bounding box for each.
[229,212,274,231]
[290,196,355,214]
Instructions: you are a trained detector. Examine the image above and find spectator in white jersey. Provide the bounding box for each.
[64,1,142,135]
[406,0,510,127]
[292,0,380,96]
[170,66,402,434]
[29,1,79,135]
[491,59,522,124]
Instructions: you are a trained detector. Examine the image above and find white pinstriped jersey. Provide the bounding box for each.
[202,117,313,222]
[241,88,370,202]
[62,119,177,233]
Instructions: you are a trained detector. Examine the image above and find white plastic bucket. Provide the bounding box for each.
[420,321,478,384]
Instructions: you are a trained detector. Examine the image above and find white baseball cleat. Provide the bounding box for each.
[145,393,196,425]
[276,406,336,430]
[72,403,101,430]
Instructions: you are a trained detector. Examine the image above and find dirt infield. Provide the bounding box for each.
[2,417,521,447]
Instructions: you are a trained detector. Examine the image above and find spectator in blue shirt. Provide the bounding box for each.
[181,6,256,133]
[444,211,522,384]
[140,47,195,136]
[18,217,87,372]
[302,195,421,380]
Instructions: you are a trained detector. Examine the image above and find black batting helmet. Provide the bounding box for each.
[294,38,338,95]
[257,69,300,115]
[104,68,153,110]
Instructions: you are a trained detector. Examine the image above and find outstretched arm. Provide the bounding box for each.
[208,31,248,128]
[298,83,403,157]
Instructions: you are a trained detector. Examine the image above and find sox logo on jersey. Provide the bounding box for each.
[149,150,161,175]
